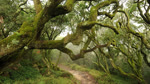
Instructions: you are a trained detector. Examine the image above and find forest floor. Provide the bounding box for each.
[58,64,98,84]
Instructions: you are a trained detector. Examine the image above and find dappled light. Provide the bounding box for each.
[0,0,150,84]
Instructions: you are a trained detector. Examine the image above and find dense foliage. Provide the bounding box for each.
[0,0,150,84]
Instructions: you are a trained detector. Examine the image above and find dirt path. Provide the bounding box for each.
[58,65,98,84]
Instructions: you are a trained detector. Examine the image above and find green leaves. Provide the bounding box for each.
[11,39,19,45]
[24,46,28,50]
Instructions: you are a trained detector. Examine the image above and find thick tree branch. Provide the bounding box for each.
[33,0,42,14]
[60,0,119,45]
[0,0,121,71]
[83,43,110,53]
[0,0,80,71]
[59,43,109,60]
[0,0,119,58]
[0,0,72,58]
[118,10,150,49]
[79,21,119,34]
[29,40,65,49]
[89,0,118,21]
[27,38,110,60]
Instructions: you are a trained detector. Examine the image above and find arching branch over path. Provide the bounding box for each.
[0,0,122,71]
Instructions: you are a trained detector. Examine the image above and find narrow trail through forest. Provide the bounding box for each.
[58,65,98,84]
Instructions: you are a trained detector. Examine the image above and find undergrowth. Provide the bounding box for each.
[0,59,79,84]
[66,63,138,84]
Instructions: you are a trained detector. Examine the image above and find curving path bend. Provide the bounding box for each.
[58,65,98,84]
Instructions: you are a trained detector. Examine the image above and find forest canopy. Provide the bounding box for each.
[0,0,150,83]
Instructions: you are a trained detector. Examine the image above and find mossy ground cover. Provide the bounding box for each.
[13,76,78,84]
[0,67,78,84]
[66,63,138,84]
[0,60,79,84]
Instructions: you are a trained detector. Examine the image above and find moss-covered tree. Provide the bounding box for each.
[0,1,150,83]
